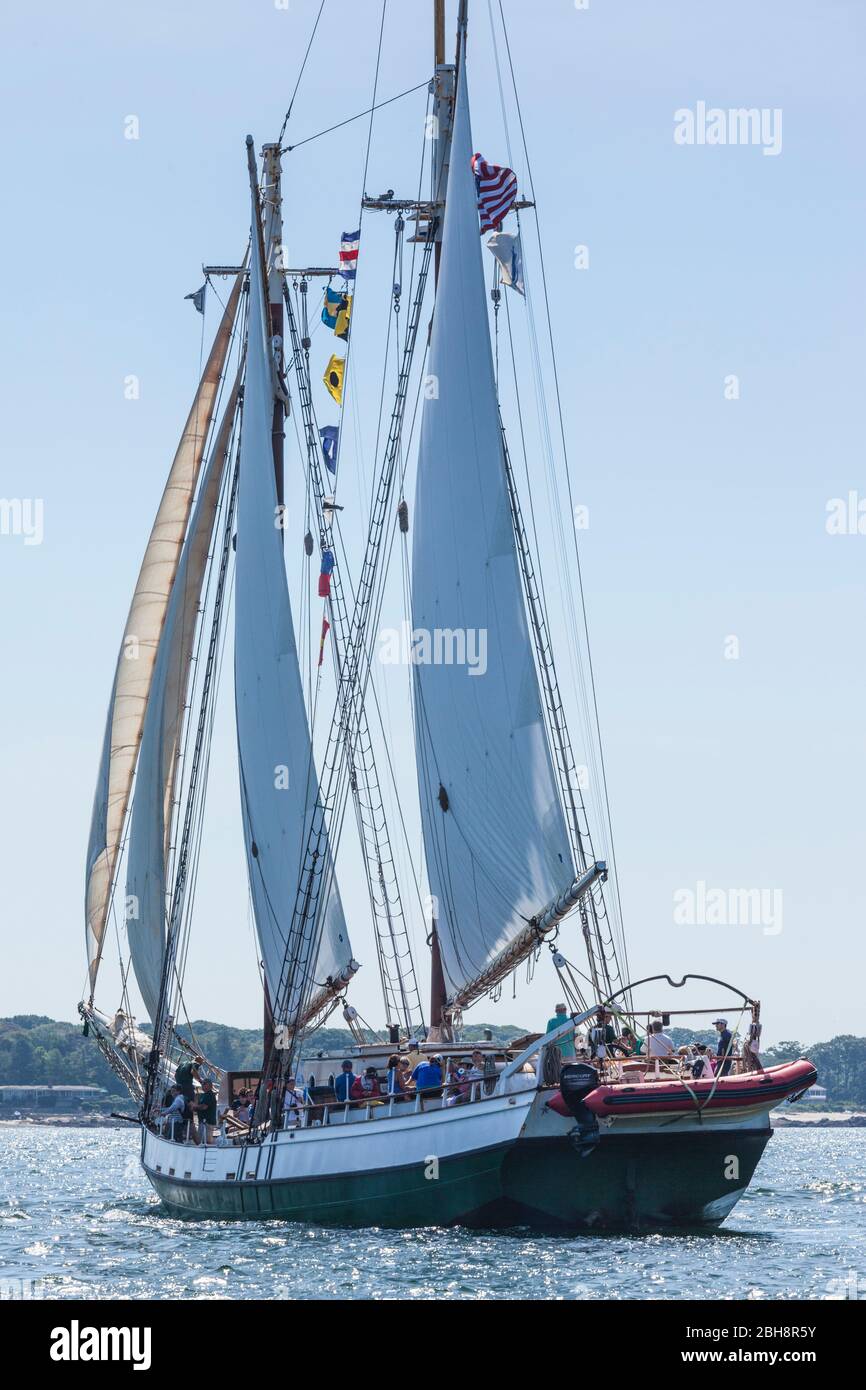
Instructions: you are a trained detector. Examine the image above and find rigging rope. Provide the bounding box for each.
[277,0,327,148]
[282,82,430,154]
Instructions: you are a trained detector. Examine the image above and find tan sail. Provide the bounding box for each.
[124,375,241,1021]
[84,272,243,998]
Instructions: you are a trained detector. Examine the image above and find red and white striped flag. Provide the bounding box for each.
[339,229,360,281]
[471,153,518,233]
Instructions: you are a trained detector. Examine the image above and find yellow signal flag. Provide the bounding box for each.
[334,292,352,341]
[323,353,345,404]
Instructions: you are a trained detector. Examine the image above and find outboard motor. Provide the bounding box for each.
[559,1062,600,1157]
[559,1063,599,1114]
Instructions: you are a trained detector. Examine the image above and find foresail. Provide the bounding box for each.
[234,182,353,1023]
[84,274,243,999]
[411,47,575,1005]
[125,377,239,1022]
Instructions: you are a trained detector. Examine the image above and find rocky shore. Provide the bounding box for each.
[772,1110,866,1128]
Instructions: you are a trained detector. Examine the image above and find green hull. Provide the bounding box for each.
[492,1128,772,1230]
[146,1141,509,1227]
[145,1127,771,1230]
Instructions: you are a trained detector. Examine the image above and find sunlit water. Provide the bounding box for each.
[0,1126,862,1300]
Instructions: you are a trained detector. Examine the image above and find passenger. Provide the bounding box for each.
[467,1049,486,1086]
[545,1002,576,1058]
[174,1054,204,1138]
[351,1067,382,1104]
[161,1085,187,1141]
[646,1019,675,1061]
[194,1077,218,1144]
[625,1027,643,1055]
[175,1054,203,1100]
[398,1057,414,1091]
[411,1053,443,1095]
[233,1089,254,1123]
[334,1059,359,1104]
[611,1027,640,1057]
[691,1043,714,1079]
[587,1009,616,1060]
[444,1063,468,1106]
[404,1038,424,1073]
[447,1049,486,1104]
[713,1018,734,1076]
[385,1055,407,1097]
[282,1074,307,1123]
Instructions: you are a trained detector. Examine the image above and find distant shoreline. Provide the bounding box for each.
[0,1114,134,1128]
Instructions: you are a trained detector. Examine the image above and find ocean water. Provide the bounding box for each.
[0,1125,862,1300]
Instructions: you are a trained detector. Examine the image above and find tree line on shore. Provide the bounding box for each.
[1,1015,864,1107]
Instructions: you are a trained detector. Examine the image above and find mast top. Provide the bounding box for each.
[434,0,445,65]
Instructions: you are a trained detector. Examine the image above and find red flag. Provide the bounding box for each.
[318,572,331,598]
[318,618,330,667]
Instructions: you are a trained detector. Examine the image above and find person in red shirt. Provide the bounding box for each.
[350,1067,382,1103]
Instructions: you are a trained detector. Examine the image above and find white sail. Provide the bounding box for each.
[84,275,243,998]
[234,185,353,1021]
[411,47,575,1004]
[125,378,239,1021]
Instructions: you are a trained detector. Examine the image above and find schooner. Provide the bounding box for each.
[80,1,815,1228]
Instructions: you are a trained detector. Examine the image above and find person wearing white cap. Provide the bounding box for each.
[713,1018,734,1076]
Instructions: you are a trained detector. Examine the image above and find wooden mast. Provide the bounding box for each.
[434,0,445,66]
[433,1,445,286]
[432,0,457,289]
[261,142,286,509]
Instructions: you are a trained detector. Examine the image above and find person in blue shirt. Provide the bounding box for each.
[334,1059,358,1103]
[411,1055,443,1093]
[545,1003,576,1058]
[713,1018,734,1076]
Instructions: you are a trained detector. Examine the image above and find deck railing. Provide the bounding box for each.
[153,1073,527,1145]
[152,1002,757,1146]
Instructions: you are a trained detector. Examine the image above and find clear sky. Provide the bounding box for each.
[1,0,863,1047]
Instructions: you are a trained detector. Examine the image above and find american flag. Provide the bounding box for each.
[471,153,518,233]
[339,229,360,280]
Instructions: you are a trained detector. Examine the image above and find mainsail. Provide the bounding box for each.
[124,377,240,1021]
[234,176,354,1023]
[84,275,243,998]
[411,44,576,1006]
